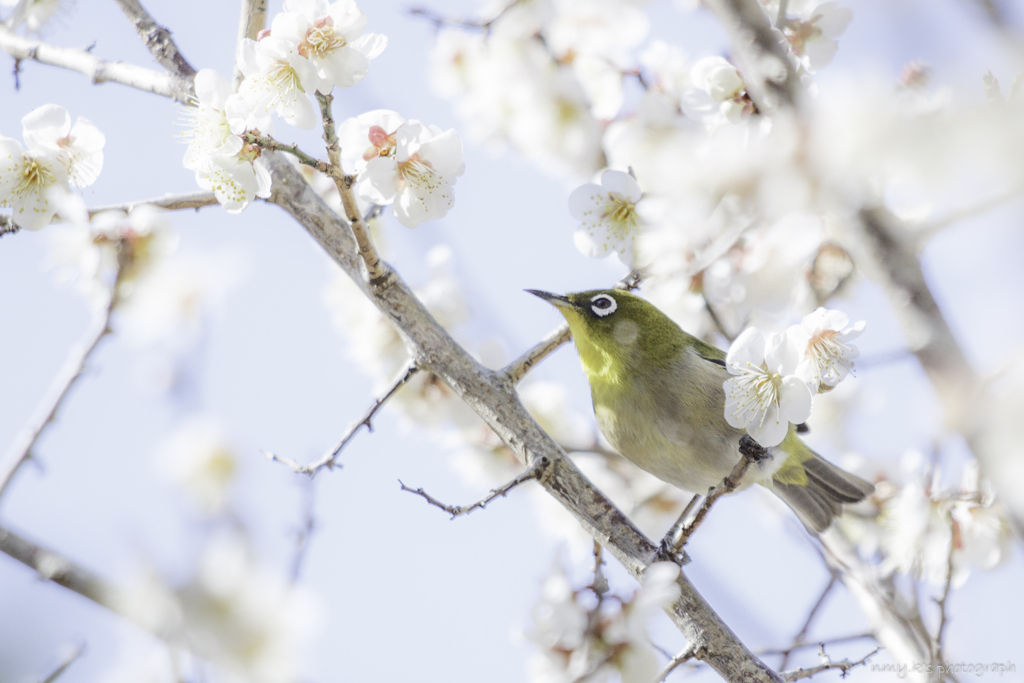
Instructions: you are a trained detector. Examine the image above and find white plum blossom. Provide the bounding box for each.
[273,0,386,91]
[788,307,865,391]
[769,0,853,72]
[544,0,649,63]
[237,36,320,129]
[0,135,69,230]
[724,327,813,448]
[569,169,645,267]
[21,104,105,188]
[335,108,406,174]
[154,416,238,515]
[355,117,465,228]
[2,0,62,32]
[681,56,753,126]
[183,69,272,213]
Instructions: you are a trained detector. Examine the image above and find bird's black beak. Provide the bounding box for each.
[526,289,578,310]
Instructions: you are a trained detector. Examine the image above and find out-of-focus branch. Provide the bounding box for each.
[1,215,20,237]
[113,0,197,84]
[701,0,802,114]
[0,525,115,608]
[37,642,86,683]
[400,458,547,519]
[933,512,957,664]
[233,0,267,91]
[316,92,385,282]
[780,645,880,682]
[854,208,979,434]
[0,292,117,498]
[0,24,189,102]
[818,528,934,680]
[264,155,782,682]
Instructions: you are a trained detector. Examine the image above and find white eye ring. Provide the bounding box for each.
[590,294,617,317]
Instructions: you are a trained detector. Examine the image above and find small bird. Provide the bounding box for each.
[528,288,874,532]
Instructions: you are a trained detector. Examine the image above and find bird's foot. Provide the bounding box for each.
[657,535,691,565]
[739,435,770,463]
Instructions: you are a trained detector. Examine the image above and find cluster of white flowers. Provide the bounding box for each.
[115,534,323,683]
[336,110,465,228]
[527,561,681,683]
[1,104,104,230]
[154,417,238,516]
[723,307,865,447]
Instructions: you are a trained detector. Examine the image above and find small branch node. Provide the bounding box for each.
[399,459,546,519]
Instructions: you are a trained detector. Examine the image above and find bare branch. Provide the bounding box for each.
[265,155,783,682]
[0,525,115,608]
[701,0,803,114]
[112,0,197,81]
[933,512,957,664]
[233,0,268,91]
[778,577,836,671]
[409,0,525,33]
[758,632,876,657]
[316,92,386,281]
[664,436,766,553]
[38,642,87,683]
[267,363,419,476]
[87,190,218,216]
[504,325,571,384]
[655,645,699,683]
[0,24,190,103]
[780,645,880,682]
[0,292,116,498]
[400,458,547,519]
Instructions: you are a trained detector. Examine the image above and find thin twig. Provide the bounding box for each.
[245,131,330,174]
[232,0,268,91]
[87,191,219,216]
[289,479,317,583]
[666,436,765,551]
[316,92,386,281]
[112,0,197,81]
[778,577,837,670]
[399,458,548,519]
[913,183,1024,244]
[267,363,419,476]
[655,645,699,683]
[780,645,881,682]
[757,632,876,657]
[0,24,189,102]
[409,0,525,33]
[503,325,571,384]
[0,292,117,498]
[591,541,608,598]
[703,294,734,343]
[933,511,957,664]
[38,642,87,683]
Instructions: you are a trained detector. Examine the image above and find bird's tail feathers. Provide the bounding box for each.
[772,453,875,533]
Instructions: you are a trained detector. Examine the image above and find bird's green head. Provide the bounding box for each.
[527,289,692,380]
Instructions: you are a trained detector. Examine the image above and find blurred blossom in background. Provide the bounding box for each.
[1,0,1023,682]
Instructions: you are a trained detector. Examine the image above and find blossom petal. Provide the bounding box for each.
[725,327,765,372]
[779,375,813,424]
[600,169,642,202]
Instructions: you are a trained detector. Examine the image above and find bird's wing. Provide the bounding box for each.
[691,338,727,366]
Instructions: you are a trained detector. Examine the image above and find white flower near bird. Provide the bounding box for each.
[21,104,105,188]
[569,169,645,267]
[356,118,465,228]
[273,0,387,91]
[723,327,813,448]
[787,307,865,392]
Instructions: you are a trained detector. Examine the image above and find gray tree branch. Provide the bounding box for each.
[233,0,268,91]
[113,0,197,82]
[0,24,189,103]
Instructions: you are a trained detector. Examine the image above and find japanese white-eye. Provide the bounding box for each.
[529,288,874,532]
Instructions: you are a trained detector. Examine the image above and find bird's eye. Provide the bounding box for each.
[590,294,617,317]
